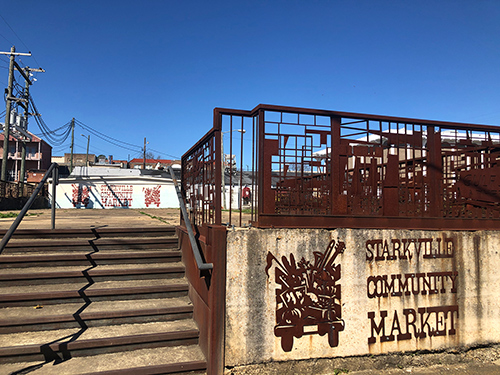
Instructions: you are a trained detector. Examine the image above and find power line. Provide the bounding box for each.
[0,15,30,53]
[147,147,180,159]
[29,95,73,146]
[0,16,42,73]
[74,119,142,150]
[0,31,14,46]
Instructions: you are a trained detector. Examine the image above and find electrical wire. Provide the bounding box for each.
[147,147,180,159]
[0,15,42,77]
[74,119,142,152]
[0,34,13,46]
[0,15,30,53]
[29,95,72,146]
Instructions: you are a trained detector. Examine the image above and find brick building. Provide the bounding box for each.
[0,132,52,182]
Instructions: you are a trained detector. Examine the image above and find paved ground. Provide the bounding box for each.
[229,345,500,374]
[0,208,181,231]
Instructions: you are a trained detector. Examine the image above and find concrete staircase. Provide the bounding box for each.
[0,227,206,375]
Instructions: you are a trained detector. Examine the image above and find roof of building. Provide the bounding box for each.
[0,130,45,144]
[128,158,174,164]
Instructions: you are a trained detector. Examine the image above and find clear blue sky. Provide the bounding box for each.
[0,1,499,161]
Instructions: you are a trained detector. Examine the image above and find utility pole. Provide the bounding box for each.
[19,74,28,187]
[86,135,90,166]
[69,118,75,173]
[0,46,31,181]
[81,134,90,166]
[143,137,146,170]
[1,47,16,182]
[19,66,44,186]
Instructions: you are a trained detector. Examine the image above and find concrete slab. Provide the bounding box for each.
[0,319,197,347]
[0,208,181,231]
[0,345,205,375]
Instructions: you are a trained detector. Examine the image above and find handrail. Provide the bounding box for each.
[168,165,213,271]
[0,162,58,255]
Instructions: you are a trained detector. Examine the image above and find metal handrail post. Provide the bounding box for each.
[51,166,58,230]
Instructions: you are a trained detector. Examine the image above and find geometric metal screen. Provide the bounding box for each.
[183,104,500,230]
[181,128,220,226]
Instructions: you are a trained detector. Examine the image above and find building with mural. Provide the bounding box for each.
[50,165,179,209]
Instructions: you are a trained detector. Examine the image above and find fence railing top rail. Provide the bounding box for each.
[213,104,500,132]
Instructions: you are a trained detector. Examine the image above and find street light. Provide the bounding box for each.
[221,129,245,209]
[81,134,90,166]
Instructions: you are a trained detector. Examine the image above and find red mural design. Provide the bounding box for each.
[71,184,90,208]
[266,239,345,352]
[143,185,161,207]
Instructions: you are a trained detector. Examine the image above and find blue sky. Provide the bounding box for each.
[0,1,499,161]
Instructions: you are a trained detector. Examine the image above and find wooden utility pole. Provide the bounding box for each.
[69,118,75,173]
[143,137,146,169]
[19,67,44,185]
[0,46,32,181]
[19,76,28,186]
[1,47,16,182]
[85,135,90,166]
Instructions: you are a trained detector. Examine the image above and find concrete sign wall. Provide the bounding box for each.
[51,176,179,209]
[225,228,500,367]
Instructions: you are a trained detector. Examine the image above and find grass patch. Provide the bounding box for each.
[221,208,253,214]
[0,212,40,219]
[139,211,170,224]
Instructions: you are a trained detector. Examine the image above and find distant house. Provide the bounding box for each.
[112,159,129,168]
[128,158,179,170]
[66,153,97,166]
[0,132,52,182]
[52,153,97,167]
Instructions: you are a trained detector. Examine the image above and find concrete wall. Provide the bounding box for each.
[225,228,500,367]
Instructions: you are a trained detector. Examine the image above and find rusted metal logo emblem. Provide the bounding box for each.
[266,239,345,351]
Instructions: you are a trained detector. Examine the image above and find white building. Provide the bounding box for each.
[50,166,180,209]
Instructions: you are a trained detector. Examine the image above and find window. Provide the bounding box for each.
[27,145,37,158]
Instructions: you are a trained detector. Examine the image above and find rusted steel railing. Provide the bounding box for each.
[182,104,500,230]
[168,165,212,271]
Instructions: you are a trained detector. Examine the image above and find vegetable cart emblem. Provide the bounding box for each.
[265,239,345,352]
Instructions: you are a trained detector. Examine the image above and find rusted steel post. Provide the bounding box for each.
[330,116,347,214]
[383,154,400,216]
[426,126,443,217]
[257,109,266,217]
[214,109,222,225]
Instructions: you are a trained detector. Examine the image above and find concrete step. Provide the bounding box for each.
[0,262,186,285]
[0,319,200,364]
[0,226,177,240]
[0,278,189,307]
[2,236,179,253]
[0,250,182,268]
[0,296,193,333]
[0,226,207,372]
[0,345,206,374]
